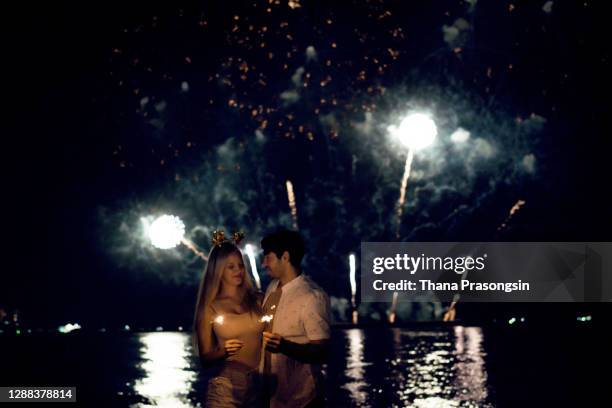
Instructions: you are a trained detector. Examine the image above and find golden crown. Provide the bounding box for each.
[211,230,245,247]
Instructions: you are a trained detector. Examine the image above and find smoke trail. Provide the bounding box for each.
[395,149,415,239]
[180,238,208,261]
[244,244,262,290]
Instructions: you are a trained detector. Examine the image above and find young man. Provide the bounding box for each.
[260,230,331,408]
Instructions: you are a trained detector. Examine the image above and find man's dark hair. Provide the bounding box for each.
[261,229,305,268]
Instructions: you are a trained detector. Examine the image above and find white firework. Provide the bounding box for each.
[147,214,185,249]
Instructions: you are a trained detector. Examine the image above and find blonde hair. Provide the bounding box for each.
[192,242,260,358]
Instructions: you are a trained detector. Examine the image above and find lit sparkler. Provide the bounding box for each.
[260,314,274,323]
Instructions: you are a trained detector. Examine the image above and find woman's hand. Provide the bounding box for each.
[223,339,244,356]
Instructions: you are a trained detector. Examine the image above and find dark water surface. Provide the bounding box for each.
[0,325,601,407]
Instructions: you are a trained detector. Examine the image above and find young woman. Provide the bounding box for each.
[193,235,264,407]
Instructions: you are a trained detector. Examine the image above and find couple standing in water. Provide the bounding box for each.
[193,229,331,408]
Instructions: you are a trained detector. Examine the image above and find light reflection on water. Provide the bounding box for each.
[341,327,492,407]
[453,326,489,404]
[131,332,198,407]
[128,328,491,407]
[343,328,371,405]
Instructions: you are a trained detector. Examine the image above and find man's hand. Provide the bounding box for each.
[263,331,283,353]
[223,339,244,356]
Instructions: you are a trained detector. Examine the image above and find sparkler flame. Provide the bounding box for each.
[260,314,274,323]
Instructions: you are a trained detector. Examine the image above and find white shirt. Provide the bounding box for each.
[263,274,331,408]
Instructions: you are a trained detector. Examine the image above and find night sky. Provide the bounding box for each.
[4,0,610,328]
